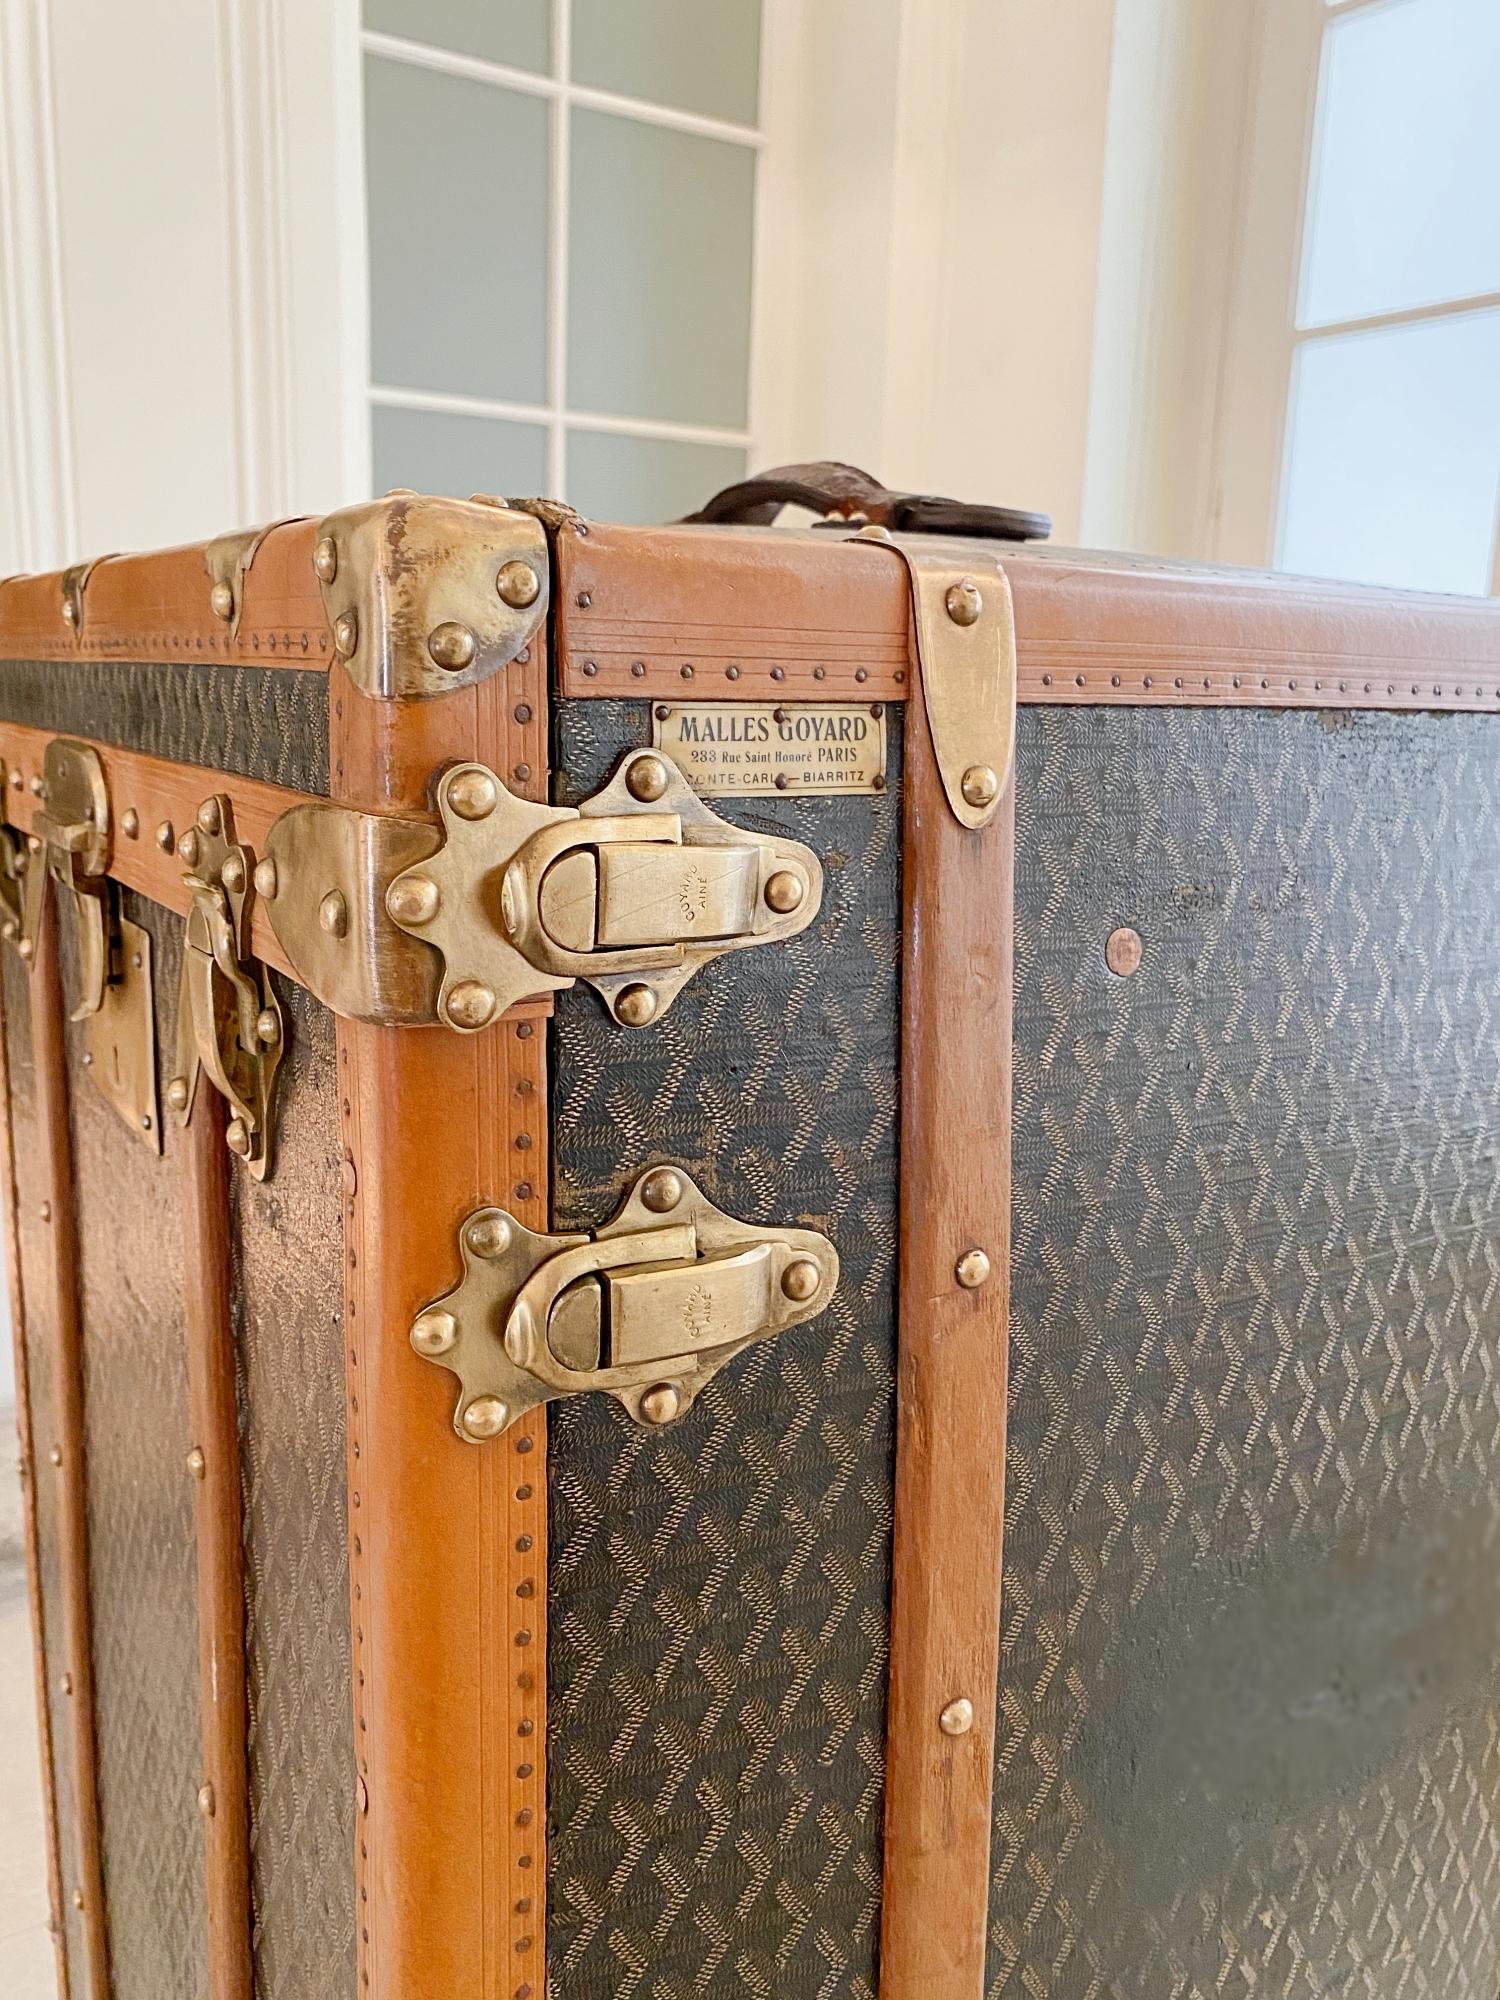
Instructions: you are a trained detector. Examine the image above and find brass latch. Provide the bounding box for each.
[410,1167,838,1442]
[169,795,284,1179]
[262,752,822,1031]
[19,738,115,1017]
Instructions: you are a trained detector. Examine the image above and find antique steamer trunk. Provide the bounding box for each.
[3,473,1500,2000]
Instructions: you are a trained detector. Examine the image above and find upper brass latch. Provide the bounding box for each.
[410,1166,839,1442]
[261,751,823,1031]
[18,737,115,1018]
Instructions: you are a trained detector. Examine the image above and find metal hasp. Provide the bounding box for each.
[20,737,114,1017]
[83,915,161,1154]
[170,793,285,1179]
[410,1166,839,1442]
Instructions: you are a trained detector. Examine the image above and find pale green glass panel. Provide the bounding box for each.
[568,111,754,428]
[363,0,552,74]
[372,404,549,499]
[365,56,548,402]
[571,0,761,125]
[566,429,745,525]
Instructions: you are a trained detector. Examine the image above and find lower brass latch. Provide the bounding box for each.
[410,1168,838,1441]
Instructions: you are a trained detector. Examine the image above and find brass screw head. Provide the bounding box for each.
[225,1118,251,1156]
[640,1168,684,1213]
[312,536,338,584]
[465,1211,512,1260]
[210,580,234,621]
[253,857,278,899]
[198,1783,216,1817]
[71,1890,84,1912]
[445,979,498,1030]
[428,620,478,672]
[496,559,541,609]
[385,873,440,926]
[626,754,670,803]
[945,578,983,627]
[121,808,139,839]
[255,1008,280,1045]
[939,1696,975,1737]
[178,828,201,869]
[221,851,246,893]
[615,982,658,1027]
[166,1076,190,1112]
[410,1308,458,1357]
[333,610,359,657]
[197,797,222,836]
[318,889,349,938]
[781,1258,821,1303]
[960,764,999,809]
[764,869,804,915]
[462,1395,510,1440]
[0,920,14,942]
[186,1446,206,1479]
[445,767,499,821]
[955,1248,991,1290]
[156,820,175,853]
[38,1201,50,1223]
[639,1383,681,1427]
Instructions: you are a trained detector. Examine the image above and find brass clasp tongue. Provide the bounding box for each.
[408,1167,839,1443]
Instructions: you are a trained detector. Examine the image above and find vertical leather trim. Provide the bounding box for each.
[181,1090,253,2000]
[881,677,1013,1992]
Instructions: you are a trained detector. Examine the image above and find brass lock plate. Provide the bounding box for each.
[82,915,161,1154]
[410,1167,839,1442]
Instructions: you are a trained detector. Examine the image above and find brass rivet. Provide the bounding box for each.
[385,874,440,926]
[462,1396,510,1440]
[197,798,221,836]
[782,1258,821,1303]
[615,983,657,1027]
[255,1008,280,1045]
[446,980,498,1030]
[225,1118,251,1156]
[410,1308,458,1357]
[59,1672,73,1695]
[496,559,541,609]
[428,621,477,672]
[156,820,175,853]
[466,1212,512,1260]
[48,1446,62,1467]
[167,1076,190,1112]
[16,936,32,961]
[38,1201,50,1224]
[318,890,349,938]
[179,828,201,868]
[253,857,278,899]
[333,610,358,657]
[122,808,139,839]
[960,764,999,809]
[764,870,804,915]
[945,578,983,626]
[639,1383,681,1426]
[210,581,234,621]
[198,1783,216,1817]
[640,1168,683,1213]
[955,1248,991,1290]
[221,851,246,893]
[939,1697,975,1737]
[626,754,670,803]
[446,768,498,821]
[313,536,338,584]
[71,1890,84,1911]
[186,1447,206,1479]
[1105,926,1143,978]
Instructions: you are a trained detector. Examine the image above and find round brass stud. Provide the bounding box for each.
[955,1248,991,1290]
[253,856,278,899]
[446,767,499,821]
[221,851,246,893]
[71,1890,84,1912]
[122,808,139,839]
[496,559,541,609]
[16,937,32,962]
[764,870,804,915]
[462,1396,510,1440]
[38,1201,50,1223]
[186,1446,206,1479]
[625,754,670,803]
[60,1672,73,1696]
[156,820,175,853]
[615,982,658,1027]
[48,1446,62,1468]
[312,536,338,584]
[385,873,440,926]
[410,1308,458,1357]
[945,578,983,627]
[255,1008,280,1045]
[210,581,234,622]
[318,890,349,938]
[781,1258,821,1303]
[640,1168,684,1214]
[166,1076,190,1112]
[1105,926,1142,978]
[445,979,497,1030]
[465,1212,512,1260]
[333,610,359,657]
[428,620,477,672]
[225,1118,251,1156]
[1,920,14,942]
[639,1383,681,1427]
[178,828,201,869]
[198,1784,216,1817]
[197,798,221,836]
[939,1696,974,1737]
[960,764,999,809]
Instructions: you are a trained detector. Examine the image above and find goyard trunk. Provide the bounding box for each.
[3,478,1500,2000]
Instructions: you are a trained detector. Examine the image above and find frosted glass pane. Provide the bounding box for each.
[572,0,761,124]
[1301,0,1500,325]
[363,0,551,74]
[365,57,548,402]
[568,111,754,427]
[566,430,745,525]
[1278,311,1500,594]
[372,404,548,499]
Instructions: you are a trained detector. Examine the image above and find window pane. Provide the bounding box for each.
[568,110,754,428]
[372,404,548,500]
[571,0,761,125]
[566,429,745,525]
[363,0,551,74]
[365,57,549,403]
[1278,311,1500,594]
[1301,0,1500,325]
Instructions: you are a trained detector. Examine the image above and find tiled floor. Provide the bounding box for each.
[0,1554,53,1997]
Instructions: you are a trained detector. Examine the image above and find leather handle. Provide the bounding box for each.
[680,460,1051,543]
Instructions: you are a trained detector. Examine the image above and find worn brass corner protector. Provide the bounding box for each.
[313,494,549,699]
[410,1166,839,1442]
[58,555,116,641]
[171,794,284,1179]
[203,517,307,636]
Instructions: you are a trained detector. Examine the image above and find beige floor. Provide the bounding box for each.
[0,1555,53,1997]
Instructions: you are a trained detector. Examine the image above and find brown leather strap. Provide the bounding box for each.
[681,460,1051,542]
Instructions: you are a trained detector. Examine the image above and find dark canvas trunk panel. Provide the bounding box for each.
[992,705,1500,1998]
[64,894,208,2000]
[229,981,356,2000]
[546,699,903,2000]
